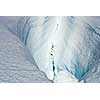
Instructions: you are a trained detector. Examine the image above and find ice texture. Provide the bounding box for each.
[0,16,100,82]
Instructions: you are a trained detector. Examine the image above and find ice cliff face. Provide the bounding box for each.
[14,16,100,82]
[1,16,100,82]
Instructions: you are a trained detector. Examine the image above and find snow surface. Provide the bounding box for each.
[0,17,52,83]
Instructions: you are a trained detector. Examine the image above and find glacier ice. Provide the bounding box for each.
[15,16,100,82]
[1,16,100,82]
[54,70,78,83]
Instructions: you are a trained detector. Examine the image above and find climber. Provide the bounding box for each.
[50,43,56,80]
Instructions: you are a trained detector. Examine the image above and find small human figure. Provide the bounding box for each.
[50,43,56,80]
[84,79,86,83]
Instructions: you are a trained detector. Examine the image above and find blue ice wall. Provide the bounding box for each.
[16,16,100,82]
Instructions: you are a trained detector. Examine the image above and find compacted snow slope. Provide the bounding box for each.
[0,17,51,83]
